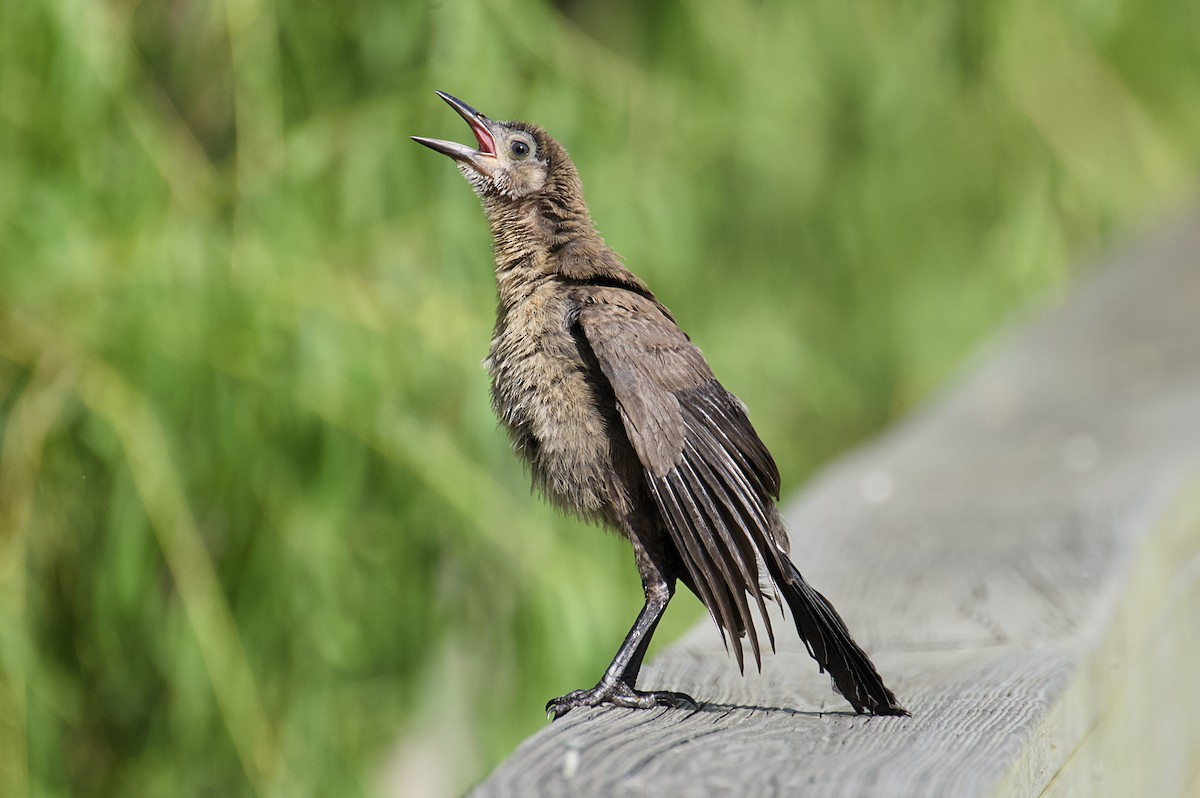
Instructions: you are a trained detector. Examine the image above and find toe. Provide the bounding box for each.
[545,688,597,720]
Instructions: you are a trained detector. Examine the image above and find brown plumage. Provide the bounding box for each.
[413,92,906,718]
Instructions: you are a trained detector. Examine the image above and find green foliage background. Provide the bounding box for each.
[0,0,1196,795]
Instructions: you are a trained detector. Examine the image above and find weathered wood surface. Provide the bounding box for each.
[471,211,1200,798]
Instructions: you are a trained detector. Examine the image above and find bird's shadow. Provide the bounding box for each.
[683,701,858,720]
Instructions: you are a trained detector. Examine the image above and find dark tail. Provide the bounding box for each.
[771,558,908,715]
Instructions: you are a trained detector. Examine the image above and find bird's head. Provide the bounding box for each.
[412,91,557,202]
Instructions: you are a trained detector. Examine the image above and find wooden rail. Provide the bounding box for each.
[470,211,1200,797]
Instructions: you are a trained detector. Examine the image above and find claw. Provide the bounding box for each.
[657,690,699,710]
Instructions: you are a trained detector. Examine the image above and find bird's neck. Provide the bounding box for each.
[483,188,639,309]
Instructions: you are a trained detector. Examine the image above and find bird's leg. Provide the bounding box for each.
[616,593,666,689]
[602,578,672,686]
[547,544,697,720]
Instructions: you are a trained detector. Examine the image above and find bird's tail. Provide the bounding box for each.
[769,557,908,715]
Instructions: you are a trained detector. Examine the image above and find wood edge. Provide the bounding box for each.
[994,472,1200,798]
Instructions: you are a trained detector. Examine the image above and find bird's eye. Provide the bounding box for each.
[510,139,531,159]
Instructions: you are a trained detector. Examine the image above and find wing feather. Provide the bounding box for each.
[649,476,739,658]
[675,453,764,669]
[681,437,776,657]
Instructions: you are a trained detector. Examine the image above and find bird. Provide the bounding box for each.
[413,91,907,719]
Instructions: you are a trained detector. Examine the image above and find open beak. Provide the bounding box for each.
[411,91,499,176]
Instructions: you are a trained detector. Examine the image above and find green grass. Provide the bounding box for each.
[1,0,1197,795]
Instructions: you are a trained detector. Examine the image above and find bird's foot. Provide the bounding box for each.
[546,680,698,720]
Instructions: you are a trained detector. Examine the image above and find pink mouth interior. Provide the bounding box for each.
[468,117,496,156]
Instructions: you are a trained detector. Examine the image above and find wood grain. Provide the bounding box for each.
[471,210,1200,797]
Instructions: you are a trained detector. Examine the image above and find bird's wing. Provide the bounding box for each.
[573,286,784,671]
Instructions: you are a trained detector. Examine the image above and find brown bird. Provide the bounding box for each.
[413,92,906,719]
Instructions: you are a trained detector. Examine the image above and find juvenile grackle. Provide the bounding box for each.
[413,92,906,719]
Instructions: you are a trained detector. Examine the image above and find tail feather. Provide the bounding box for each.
[772,558,907,716]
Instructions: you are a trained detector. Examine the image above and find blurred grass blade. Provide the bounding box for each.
[74,361,278,796]
[0,323,279,798]
[0,348,74,798]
